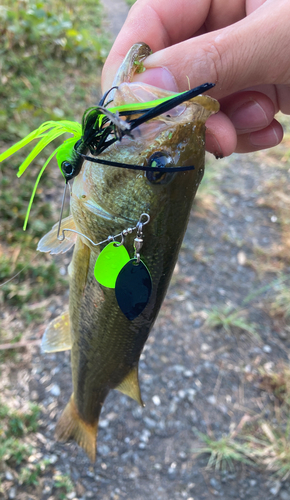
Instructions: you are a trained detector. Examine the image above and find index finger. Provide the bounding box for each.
[102,0,212,91]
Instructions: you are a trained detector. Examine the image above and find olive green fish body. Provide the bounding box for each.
[40,43,219,461]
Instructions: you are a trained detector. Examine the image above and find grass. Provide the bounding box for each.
[0,1,108,489]
[205,304,260,340]
[193,430,254,471]
[194,362,290,477]
[259,363,290,407]
[53,473,74,499]
[19,460,51,486]
[194,420,290,480]
[0,0,110,331]
[0,400,73,489]
[0,0,109,139]
[269,280,290,322]
[244,422,290,480]
[0,401,40,465]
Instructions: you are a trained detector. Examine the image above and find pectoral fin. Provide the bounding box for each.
[115,366,144,407]
[41,311,72,353]
[37,215,77,254]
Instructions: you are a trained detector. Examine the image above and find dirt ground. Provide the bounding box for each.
[1,2,290,500]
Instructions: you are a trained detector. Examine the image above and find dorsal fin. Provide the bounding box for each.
[115,366,144,407]
[41,311,71,353]
[37,215,77,255]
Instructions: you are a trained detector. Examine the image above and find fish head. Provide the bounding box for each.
[70,81,219,244]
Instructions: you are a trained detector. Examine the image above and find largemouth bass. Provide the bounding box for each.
[37,43,219,461]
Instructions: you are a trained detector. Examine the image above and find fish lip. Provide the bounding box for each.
[83,199,136,225]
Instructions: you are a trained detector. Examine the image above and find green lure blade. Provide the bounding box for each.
[94,242,130,288]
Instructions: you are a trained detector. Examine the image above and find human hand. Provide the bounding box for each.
[102,0,290,157]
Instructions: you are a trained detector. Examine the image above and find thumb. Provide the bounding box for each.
[135,0,290,98]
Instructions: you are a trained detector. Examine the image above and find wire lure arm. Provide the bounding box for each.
[57,209,150,249]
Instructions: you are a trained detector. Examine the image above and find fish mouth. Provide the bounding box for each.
[83,199,136,225]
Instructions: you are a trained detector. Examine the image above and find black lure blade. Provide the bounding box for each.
[115,259,152,320]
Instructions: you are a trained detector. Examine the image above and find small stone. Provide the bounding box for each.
[210,477,220,489]
[49,384,61,397]
[99,419,109,428]
[132,407,142,419]
[183,370,193,378]
[59,266,66,276]
[154,463,162,470]
[30,390,39,401]
[201,343,211,352]
[152,395,161,406]
[187,388,196,403]
[98,444,110,457]
[168,463,177,476]
[173,364,185,373]
[139,429,151,443]
[67,492,76,500]
[42,484,52,494]
[5,471,13,481]
[185,301,195,313]
[237,251,246,265]
[143,417,156,429]
[48,454,58,464]
[263,345,272,353]
[179,451,187,460]
[270,481,281,496]
[8,488,17,499]
[207,395,217,405]
[250,480,257,487]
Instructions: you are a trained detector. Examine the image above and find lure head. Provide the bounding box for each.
[56,138,85,182]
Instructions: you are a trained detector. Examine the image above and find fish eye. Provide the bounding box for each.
[61,161,74,178]
[146,152,175,184]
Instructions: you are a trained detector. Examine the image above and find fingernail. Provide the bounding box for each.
[205,132,223,158]
[250,127,280,147]
[132,67,178,91]
[231,100,268,130]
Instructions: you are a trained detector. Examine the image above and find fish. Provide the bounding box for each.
[35,43,219,461]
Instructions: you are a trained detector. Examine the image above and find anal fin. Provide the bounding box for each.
[115,366,144,407]
[41,311,71,353]
[55,394,98,462]
[37,215,77,255]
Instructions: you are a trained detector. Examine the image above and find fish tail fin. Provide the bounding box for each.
[55,394,98,462]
